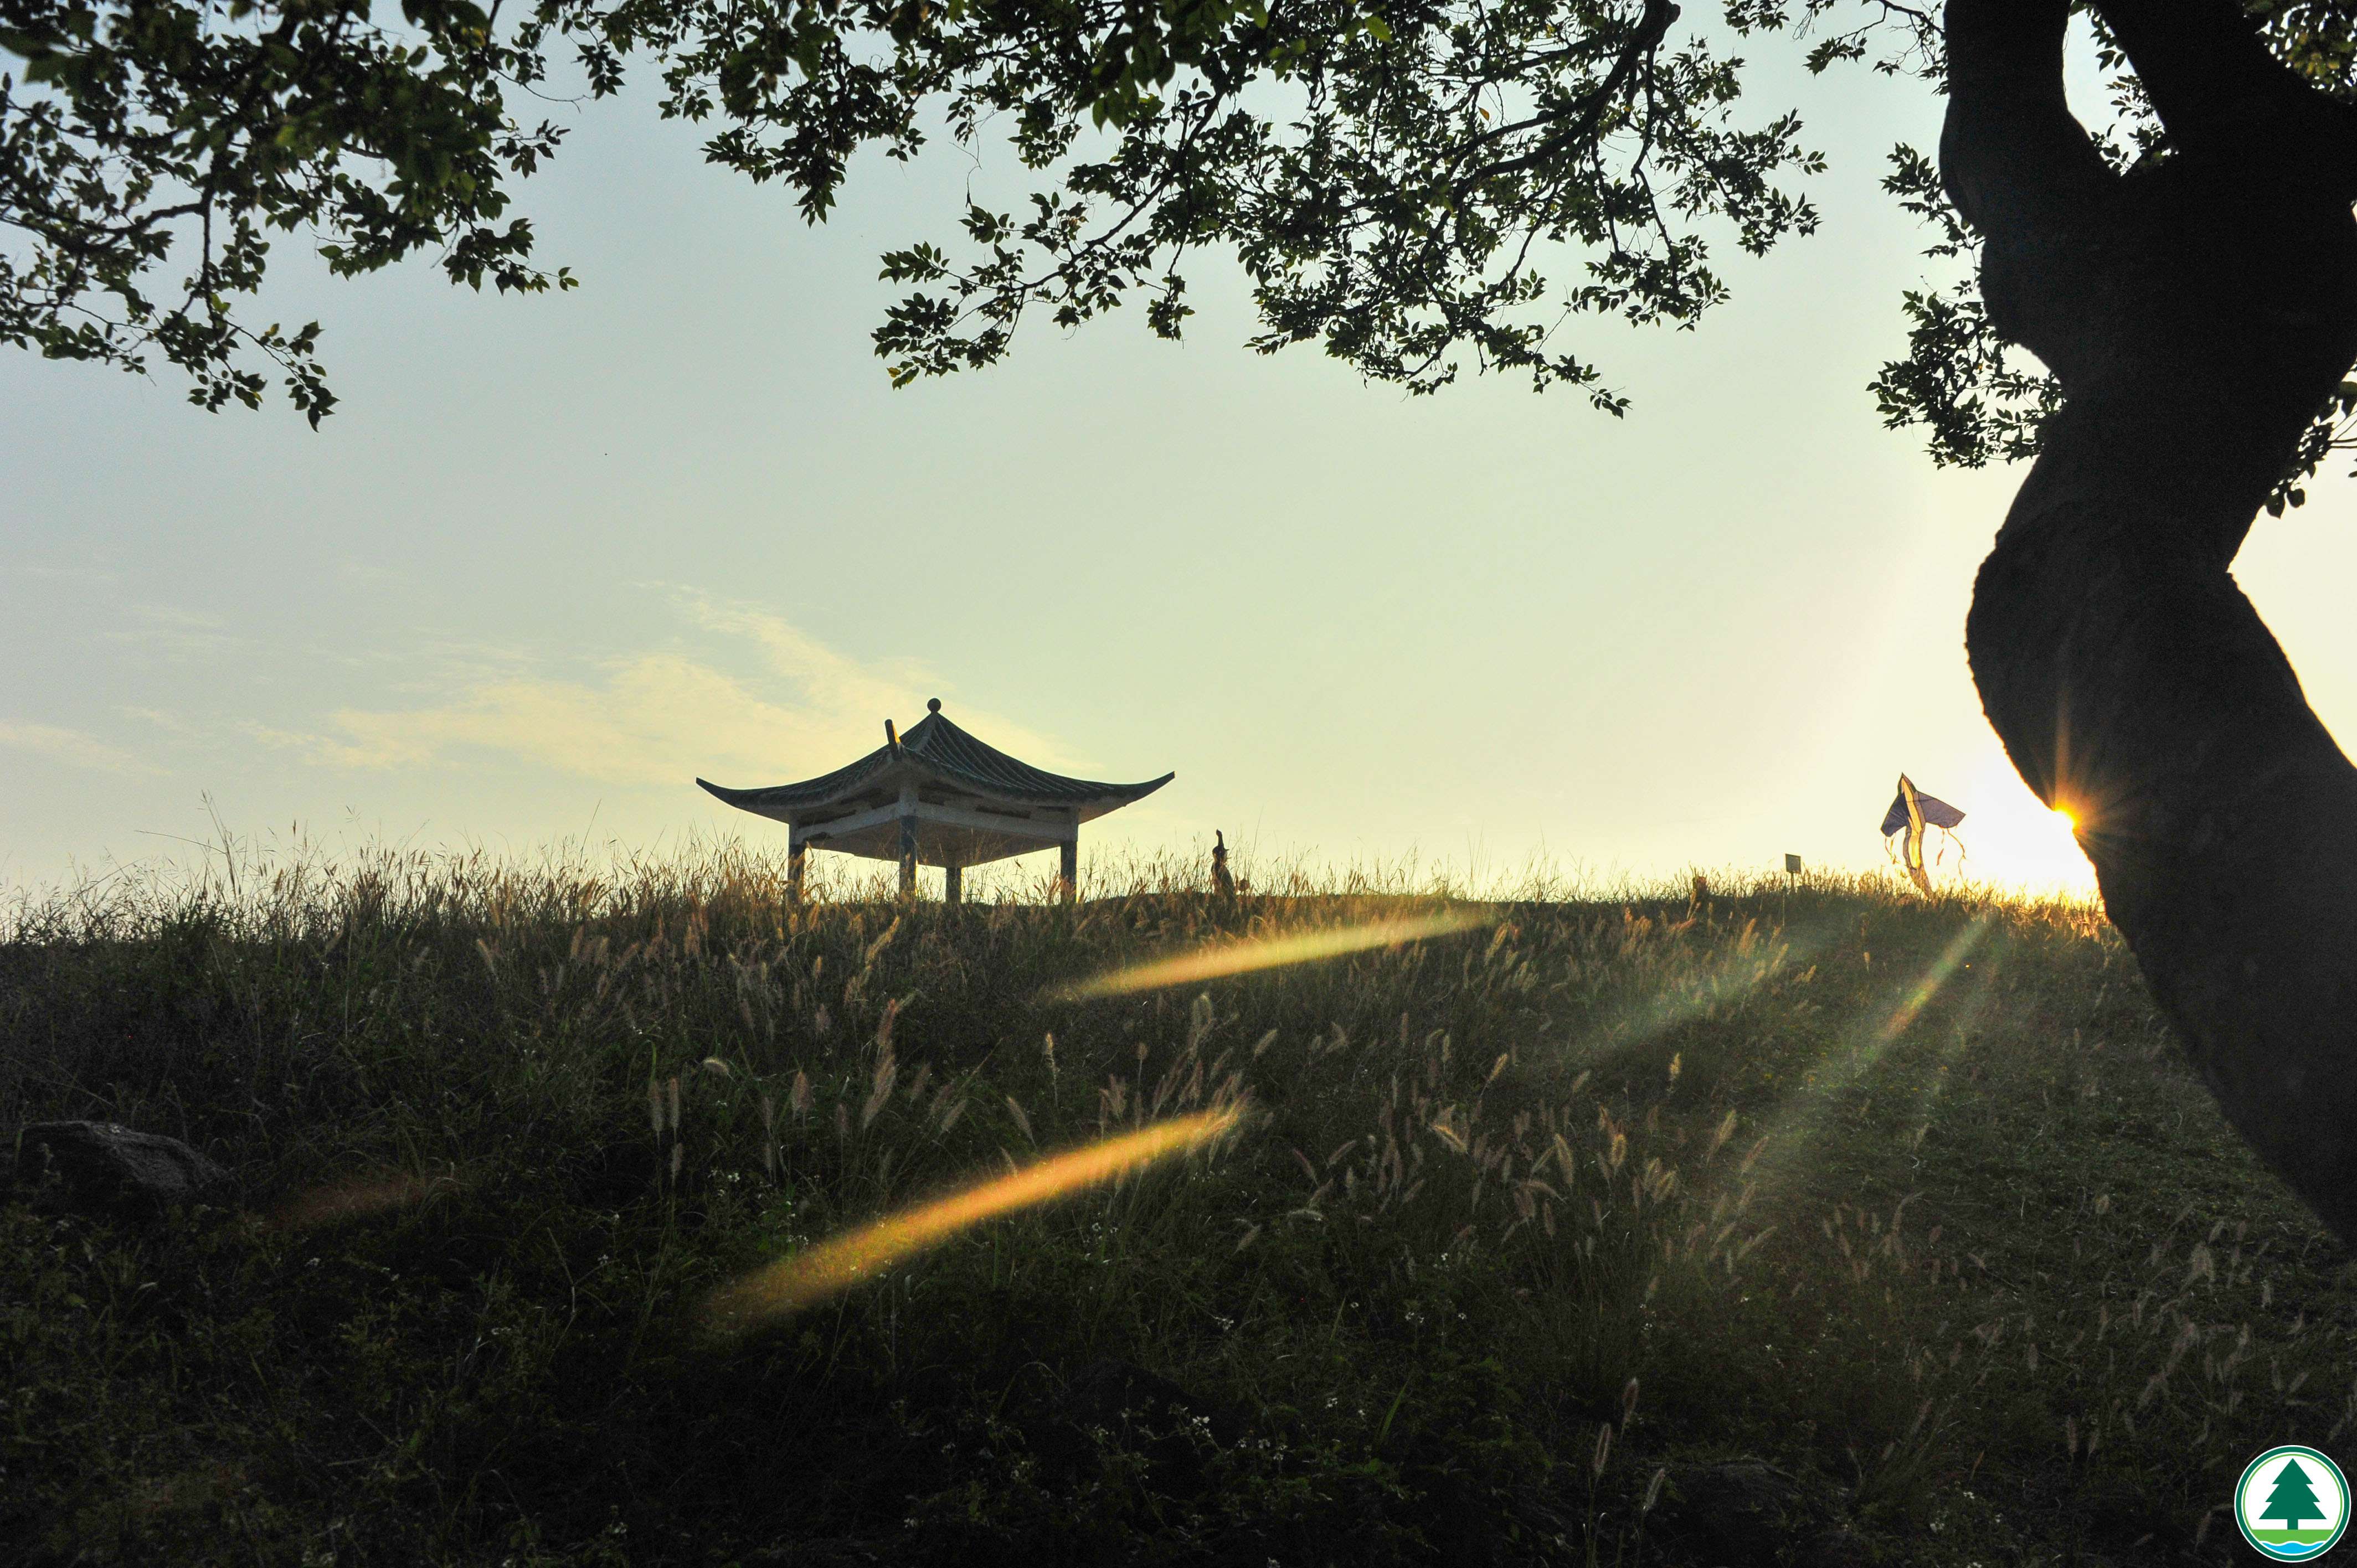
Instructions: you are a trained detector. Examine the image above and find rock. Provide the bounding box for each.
[1056,1358,1201,1430]
[11,1121,234,1220]
[575,1137,661,1207]
[1029,1357,1234,1494]
[1790,1523,1877,1568]
[1654,1458,1816,1559]
[736,1541,888,1566]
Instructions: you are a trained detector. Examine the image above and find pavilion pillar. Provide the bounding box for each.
[898,814,919,897]
[787,833,806,902]
[944,859,962,907]
[1058,837,1077,905]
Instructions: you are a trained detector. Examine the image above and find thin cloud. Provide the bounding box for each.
[106,605,245,657]
[0,721,158,775]
[678,591,928,718]
[120,706,200,737]
[271,656,796,784]
[13,565,119,586]
[264,602,1100,788]
[671,590,1083,771]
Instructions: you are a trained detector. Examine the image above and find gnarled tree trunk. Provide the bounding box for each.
[1946,0,2357,1238]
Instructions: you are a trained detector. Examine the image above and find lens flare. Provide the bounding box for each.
[1043,908,1493,1003]
[701,1107,1242,1333]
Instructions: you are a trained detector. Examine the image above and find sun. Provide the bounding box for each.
[1962,754,2099,894]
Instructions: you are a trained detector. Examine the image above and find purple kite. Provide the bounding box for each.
[1882,775,1965,893]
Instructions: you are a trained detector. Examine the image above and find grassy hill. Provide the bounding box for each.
[2,848,2346,1565]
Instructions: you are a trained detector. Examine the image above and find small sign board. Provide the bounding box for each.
[1784,854,1803,875]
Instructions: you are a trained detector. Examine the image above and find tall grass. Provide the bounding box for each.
[0,840,2341,1566]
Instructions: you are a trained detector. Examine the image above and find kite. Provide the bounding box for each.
[1881,775,1965,893]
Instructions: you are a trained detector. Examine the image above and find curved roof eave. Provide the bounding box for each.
[1066,771,1175,821]
[698,709,1173,818]
[697,765,1174,818]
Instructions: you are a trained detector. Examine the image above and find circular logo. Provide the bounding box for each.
[2237,1446,2353,1561]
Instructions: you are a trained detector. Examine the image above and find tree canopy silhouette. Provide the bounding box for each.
[11,1,2357,1239]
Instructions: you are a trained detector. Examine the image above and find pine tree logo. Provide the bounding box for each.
[2238,1446,2351,1560]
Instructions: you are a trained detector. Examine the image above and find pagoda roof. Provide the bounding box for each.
[697,704,1172,828]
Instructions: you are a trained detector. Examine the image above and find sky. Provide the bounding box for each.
[6,19,2356,906]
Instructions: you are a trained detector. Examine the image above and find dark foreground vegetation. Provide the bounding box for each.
[2,847,2348,1566]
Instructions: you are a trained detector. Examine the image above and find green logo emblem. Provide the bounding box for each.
[2238,1446,2352,1560]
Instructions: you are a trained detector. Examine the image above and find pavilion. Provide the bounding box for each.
[697,699,1173,903]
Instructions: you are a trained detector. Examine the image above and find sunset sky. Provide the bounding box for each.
[6,21,2355,904]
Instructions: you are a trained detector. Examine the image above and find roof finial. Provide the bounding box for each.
[928,698,941,714]
[884,719,899,752]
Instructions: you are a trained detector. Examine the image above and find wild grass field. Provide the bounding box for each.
[2,845,2348,1567]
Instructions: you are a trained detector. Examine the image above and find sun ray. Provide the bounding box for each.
[1872,914,1993,1050]
[701,1107,1243,1333]
[1572,918,1840,1068]
[1042,908,1494,1003]
[1733,914,1995,1200]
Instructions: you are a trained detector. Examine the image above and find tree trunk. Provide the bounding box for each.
[1946,0,2357,1239]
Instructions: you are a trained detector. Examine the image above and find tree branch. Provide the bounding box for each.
[2091,1,2306,148]
[1450,0,1677,196]
[1938,0,2112,246]
[2092,0,2357,197]
[1938,0,2122,391]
